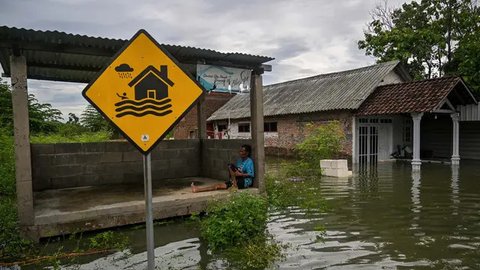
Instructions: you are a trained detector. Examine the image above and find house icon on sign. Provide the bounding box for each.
[128,65,174,100]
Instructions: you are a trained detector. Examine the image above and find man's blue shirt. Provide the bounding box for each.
[235,157,254,188]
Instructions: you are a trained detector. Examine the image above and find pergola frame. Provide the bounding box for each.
[1,26,273,239]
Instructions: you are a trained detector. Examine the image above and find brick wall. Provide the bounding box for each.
[213,111,353,157]
[31,140,200,191]
[174,92,235,139]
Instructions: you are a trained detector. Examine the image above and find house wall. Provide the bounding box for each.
[379,70,405,85]
[421,115,480,160]
[459,121,480,159]
[213,110,354,157]
[421,114,453,159]
[173,92,235,139]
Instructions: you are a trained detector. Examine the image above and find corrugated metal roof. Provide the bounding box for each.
[208,61,403,121]
[356,77,478,115]
[0,26,273,83]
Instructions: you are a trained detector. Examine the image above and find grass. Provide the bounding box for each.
[0,128,128,266]
[30,130,112,143]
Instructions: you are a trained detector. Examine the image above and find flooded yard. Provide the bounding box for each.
[24,160,480,269]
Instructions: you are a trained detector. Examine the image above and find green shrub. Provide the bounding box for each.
[295,121,346,168]
[201,192,268,251]
[223,235,284,270]
[0,128,34,261]
[88,231,129,251]
[30,130,112,143]
[0,128,15,197]
[200,192,283,269]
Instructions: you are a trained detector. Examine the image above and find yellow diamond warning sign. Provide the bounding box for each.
[82,30,204,154]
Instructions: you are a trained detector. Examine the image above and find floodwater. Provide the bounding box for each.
[25,160,480,269]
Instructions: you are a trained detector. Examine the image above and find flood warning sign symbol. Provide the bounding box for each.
[114,65,174,118]
[82,29,204,154]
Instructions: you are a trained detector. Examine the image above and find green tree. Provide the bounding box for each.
[80,105,108,132]
[67,113,79,124]
[0,79,62,134]
[80,105,119,138]
[358,0,480,86]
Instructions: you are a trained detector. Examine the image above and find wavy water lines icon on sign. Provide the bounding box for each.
[114,97,172,118]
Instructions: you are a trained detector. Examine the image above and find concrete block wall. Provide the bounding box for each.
[320,159,351,178]
[201,139,252,181]
[31,140,200,191]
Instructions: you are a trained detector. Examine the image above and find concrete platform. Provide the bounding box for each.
[33,177,259,238]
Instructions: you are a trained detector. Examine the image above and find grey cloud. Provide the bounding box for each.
[1,0,411,119]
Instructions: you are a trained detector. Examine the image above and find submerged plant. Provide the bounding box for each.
[200,192,283,269]
[285,120,346,177]
[201,192,268,251]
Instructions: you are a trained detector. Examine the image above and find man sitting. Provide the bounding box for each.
[191,144,254,192]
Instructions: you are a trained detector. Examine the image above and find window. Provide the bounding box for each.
[238,123,250,133]
[264,122,278,132]
[359,118,368,123]
[380,119,392,124]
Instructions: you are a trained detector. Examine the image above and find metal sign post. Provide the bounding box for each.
[143,153,154,269]
[81,29,205,270]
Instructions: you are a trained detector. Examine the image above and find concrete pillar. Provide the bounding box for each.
[450,113,460,165]
[411,112,423,170]
[10,55,35,235]
[250,71,265,193]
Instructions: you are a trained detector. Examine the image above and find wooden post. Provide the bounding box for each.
[250,70,265,193]
[196,94,206,177]
[10,55,36,238]
[197,95,206,140]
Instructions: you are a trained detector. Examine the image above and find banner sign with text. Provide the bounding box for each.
[196,64,251,93]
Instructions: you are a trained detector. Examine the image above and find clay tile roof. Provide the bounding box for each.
[356,77,475,116]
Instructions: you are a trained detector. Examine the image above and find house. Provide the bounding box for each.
[208,61,410,156]
[128,65,174,100]
[173,92,236,139]
[208,61,479,166]
[355,76,477,165]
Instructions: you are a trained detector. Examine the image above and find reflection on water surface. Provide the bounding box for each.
[27,160,480,269]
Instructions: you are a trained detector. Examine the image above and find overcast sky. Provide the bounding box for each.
[0,0,410,120]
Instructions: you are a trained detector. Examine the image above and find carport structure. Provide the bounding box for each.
[0,26,273,240]
[356,77,478,169]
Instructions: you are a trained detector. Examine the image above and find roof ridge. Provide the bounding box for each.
[265,60,399,88]
[377,75,460,88]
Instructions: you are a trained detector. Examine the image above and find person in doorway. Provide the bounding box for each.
[191,144,254,193]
